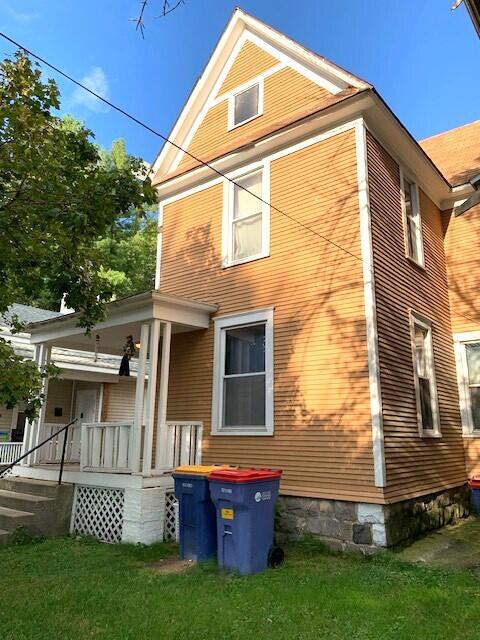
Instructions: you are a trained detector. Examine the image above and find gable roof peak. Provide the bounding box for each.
[151,7,371,180]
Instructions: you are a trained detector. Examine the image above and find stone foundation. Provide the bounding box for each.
[122,487,167,545]
[277,485,470,552]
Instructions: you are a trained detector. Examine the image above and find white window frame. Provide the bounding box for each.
[409,311,441,437]
[454,331,480,437]
[222,162,270,268]
[400,167,425,268]
[227,80,264,130]
[211,308,274,436]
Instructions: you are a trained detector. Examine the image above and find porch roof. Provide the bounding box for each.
[27,290,218,355]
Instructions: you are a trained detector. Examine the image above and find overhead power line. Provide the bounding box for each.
[0,30,362,264]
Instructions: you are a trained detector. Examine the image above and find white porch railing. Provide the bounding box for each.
[165,421,203,469]
[80,422,134,473]
[0,442,23,466]
[38,423,81,464]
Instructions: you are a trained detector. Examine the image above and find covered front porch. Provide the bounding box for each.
[10,290,217,543]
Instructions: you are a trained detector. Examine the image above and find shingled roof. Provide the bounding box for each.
[419,120,480,187]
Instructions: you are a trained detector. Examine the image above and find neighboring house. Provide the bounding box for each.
[4,9,479,550]
[0,303,140,454]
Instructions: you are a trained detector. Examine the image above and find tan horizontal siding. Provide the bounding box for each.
[0,408,14,433]
[161,129,382,502]
[177,65,334,173]
[367,131,466,501]
[442,203,480,333]
[104,379,137,422]
[464,439,480,478]
[217,40,278,96]
[45,379,73,424]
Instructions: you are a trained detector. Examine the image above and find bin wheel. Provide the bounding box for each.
[268,546,285,568]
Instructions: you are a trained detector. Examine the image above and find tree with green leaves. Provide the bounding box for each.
[0,52,157,418]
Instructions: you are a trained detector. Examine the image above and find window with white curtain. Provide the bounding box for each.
[223,167,269,266]
[466,343,480,431]
[401,170,424,267]
[212,309,274,435]
[410,312,440,436]
[456,339,480,435]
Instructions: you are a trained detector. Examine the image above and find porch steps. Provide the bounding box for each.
[0,477,74,540]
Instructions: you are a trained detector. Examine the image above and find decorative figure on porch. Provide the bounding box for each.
[118,335,137,376]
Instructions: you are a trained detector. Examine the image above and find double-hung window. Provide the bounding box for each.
[410,312,440,436]
[455,338,480,435]
[401,169,424,267]
[223,167,269,266]
[212,309,274,435]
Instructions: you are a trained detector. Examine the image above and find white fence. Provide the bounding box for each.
[38,423,81,464]
[80,422,133,473]
[0,442,22,466]
[165,421,203,469]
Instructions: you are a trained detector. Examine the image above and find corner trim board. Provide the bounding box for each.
[355,119,387,488]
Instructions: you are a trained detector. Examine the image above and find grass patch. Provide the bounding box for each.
[1,536,479,640]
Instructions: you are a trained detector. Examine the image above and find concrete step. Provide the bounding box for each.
[0,505,34,532]
[0,489,53,513]
[0,528,11,545]
[0,477,63,499]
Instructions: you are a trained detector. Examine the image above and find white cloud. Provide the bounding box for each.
[71,67,110,114]
[1,1,39,22]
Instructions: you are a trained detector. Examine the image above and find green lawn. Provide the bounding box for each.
[1,536,479,640]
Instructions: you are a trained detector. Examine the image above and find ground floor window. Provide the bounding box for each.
[410,311,440,437]
[455,336,480,435]
[212,309,273,435]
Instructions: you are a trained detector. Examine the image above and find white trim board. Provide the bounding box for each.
[355,118,386,488]
[152,9,368,179]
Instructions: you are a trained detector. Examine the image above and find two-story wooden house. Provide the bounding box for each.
[5,9,479,551]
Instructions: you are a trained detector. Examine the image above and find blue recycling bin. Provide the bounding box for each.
[469,478,480,515]
[172,465,219,562]
[208,468,283,575]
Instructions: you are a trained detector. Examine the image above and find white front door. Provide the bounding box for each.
[76,389,97,424]
[72,389,98,461]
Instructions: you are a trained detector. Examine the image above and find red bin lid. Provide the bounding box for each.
[469,476,480,488]
[208,467,282,483]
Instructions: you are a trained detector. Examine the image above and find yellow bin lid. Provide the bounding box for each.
[174,464,237,476]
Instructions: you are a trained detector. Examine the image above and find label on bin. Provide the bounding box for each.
[182,482,193,488]
[221,508,234,520]
[255,490,271,502]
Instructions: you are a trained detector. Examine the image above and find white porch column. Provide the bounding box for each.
[130,322,150,473]
[142,319,160,476]
[21,343,51,466]
[155,321,172,471]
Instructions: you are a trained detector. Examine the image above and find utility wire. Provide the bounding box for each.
[0,30,362,263]
[2,33,479,332]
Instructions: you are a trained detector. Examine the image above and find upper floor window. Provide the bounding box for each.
[455,337,480,436]
[410,312,440,437]
[212,309,274,436]
[400,169,424,267]
[223,166,269,267]
[228,82,262,129]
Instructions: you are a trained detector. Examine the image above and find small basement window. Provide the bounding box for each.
[229,83,261,129]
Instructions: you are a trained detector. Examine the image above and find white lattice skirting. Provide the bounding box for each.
[164,491,179,542]
[72,485,125,543]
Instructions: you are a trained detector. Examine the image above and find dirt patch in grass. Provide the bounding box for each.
[149,556,195,574]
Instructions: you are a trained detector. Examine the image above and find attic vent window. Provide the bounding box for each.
[230,83,261,129]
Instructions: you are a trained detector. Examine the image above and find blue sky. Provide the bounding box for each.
[1,0,478,163]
